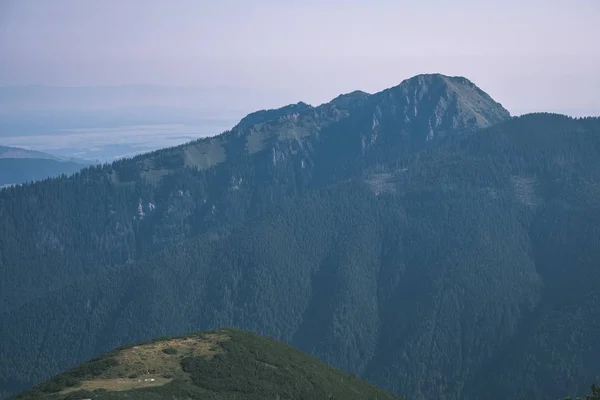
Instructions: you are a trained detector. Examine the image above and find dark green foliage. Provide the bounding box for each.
[63,390,94,400]
[563,384,600,400]
[68,358,119,378]
[29,358,119,395]
[176,329,399,399]
[162,347,178,355]
[36,376,78,394]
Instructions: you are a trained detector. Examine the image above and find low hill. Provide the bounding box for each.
[9,329,400,400]
[0,146,63,160]
[0,146,88,186]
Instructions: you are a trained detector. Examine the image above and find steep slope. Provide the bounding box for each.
[0,146,87,186]
[2,114,599,400]
[0,73,509,313]
[9,329,400,400]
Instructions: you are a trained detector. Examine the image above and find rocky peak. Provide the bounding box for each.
[356,73,510,147]
[385,73,510,129]
[221,73,510,161]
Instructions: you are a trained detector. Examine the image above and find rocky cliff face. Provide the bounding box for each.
[228,73,510,156]
[375,74,510,140]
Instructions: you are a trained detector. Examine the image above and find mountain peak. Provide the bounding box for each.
[377,73,510,134]
[397,73,476,87]
[230,73,508,142]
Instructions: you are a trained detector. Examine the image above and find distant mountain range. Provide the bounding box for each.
[1,74,599,400]
[0,145,86,162]
[0,145,88,187]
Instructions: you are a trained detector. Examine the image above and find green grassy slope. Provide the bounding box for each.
[10,329,400,400]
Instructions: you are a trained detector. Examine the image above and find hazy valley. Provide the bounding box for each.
[0,85,290,162]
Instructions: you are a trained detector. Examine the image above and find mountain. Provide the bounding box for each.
[9,329,400,400]
[0,146,64,160]
[0,146,88,186]
[0,73,509,312]
[2,74,600,400]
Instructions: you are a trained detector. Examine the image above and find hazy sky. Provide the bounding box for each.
[1,0,599,115]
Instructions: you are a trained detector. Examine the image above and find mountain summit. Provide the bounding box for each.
[385,73,510,132]
[226,73,510,156]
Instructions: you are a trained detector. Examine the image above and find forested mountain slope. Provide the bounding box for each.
[0,73,509,312]
[9,329,399,400]
[2,111,599,399]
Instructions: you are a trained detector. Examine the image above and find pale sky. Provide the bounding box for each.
[1,0,599,115]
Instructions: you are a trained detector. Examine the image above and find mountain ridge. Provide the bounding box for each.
[144,73,510,180]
